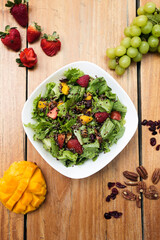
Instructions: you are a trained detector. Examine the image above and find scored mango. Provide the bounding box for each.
[0,161,47,214]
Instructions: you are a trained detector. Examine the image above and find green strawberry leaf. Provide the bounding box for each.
[5,1,15,7]
[14,0,22,4]
[16,58,21,63]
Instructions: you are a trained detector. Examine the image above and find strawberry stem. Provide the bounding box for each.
[42,31,59,41]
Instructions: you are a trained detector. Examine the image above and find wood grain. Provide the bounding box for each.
[140,1,160,240]
[0,1,26,239]
[27,1,141,240]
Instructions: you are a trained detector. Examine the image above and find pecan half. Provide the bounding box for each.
[151,168,160,185]
[144,185,159,200]
[123,171,138,181]
[136,166,148,180]
[124,181,138,186]
[122,189,136,201]
[81,129,88,138]
[136,195,141,208]
[137,181,147,194]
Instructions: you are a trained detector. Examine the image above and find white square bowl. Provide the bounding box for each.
[22,61,138,179]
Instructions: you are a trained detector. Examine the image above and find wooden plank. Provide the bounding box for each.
[140,1,160,239]
[0,1,26,240]
[27,0,142,239]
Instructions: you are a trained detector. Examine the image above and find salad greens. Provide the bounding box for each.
[25,68,127,167]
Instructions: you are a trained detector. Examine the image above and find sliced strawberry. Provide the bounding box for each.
[27,22,41,43]
[5,0,28,27]
[0,25,21,51]
[76,75,90,88]
[95,112,109,123]
[110,111,121,121]
[47,107,58,120]
[58,134,65,149]
[67,138,83,154]
[16,47,37,68]
[41,32,61,57]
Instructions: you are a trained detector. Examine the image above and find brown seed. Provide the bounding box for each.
[137,181,147,194]
[123,171,138,181]
[121,189,136,201]
[136,166,148,180]
[124,181,138,186]
[136,195,141,208]
[96,135,103,144]
[144,185,159,200]
[151,168,160,185]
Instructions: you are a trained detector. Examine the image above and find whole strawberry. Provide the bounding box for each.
[41,31,61,57]
[0,25,21,51]
[27,22,42,43]
[5,0,28,27]
[16,48,37,68]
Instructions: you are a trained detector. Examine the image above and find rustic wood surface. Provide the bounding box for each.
[0,0,160,239]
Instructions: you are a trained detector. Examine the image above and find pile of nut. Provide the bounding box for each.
[104,166,160,220]
[122,166,160,208]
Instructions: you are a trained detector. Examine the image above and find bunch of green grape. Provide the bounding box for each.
[106,2,160,75]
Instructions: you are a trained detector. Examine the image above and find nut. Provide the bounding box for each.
[81,129,88,138]
[65,133,72,143]
[136,166,148,180]
[136,195,141,208]
[123,171,138,181]
[151,168,160,185]
[137,181,147,194]
[121,189,136,201]
[144,185,159,200]
[124,181,138,186]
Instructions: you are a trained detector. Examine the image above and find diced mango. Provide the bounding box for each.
[38,101,47,109]
[20,192,33,206]
[86,108,92,113]
[80,115,93,125]
[61,82,69,95]
[31,195,45,208]
[85,92,92,100]
[57,101,64,107]
[12,200,26,214]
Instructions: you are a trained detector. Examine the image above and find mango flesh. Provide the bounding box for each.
[0,161,47,214]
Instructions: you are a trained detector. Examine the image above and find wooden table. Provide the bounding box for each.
[0,0,160,239]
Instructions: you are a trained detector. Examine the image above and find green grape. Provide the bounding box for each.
[148,35,159,48]
[127,47,138,58]
[115,65,125,75]
[120,37,131,48]
[141,21,153,34]
[139,41,149,54]
[149,46,158,52]
[152,24,160,38]
[144,2,156,14]
[158,45,160,53]
[124,27,132,37]
[106,48,116,58]
[134,15,148,27]
[131,37,141,48]
[137,6,145,15]
[108,59,117,70]
[130,25,141,37]
[119,55,131,68]
[115,45,126,57]
[133,52,142,62]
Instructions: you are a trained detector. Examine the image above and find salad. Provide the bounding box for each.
[25,68,127,167]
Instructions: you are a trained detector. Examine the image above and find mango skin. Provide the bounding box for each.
[0,161,47,214]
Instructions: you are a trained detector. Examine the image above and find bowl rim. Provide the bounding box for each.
[22,61,138,179]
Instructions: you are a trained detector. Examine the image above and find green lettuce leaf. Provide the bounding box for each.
[100,118,115,139]
[113,99,127,113]
[43,82,56,98]
[93,97,114,113]
[58,150,78,167]
[64,68,84,83]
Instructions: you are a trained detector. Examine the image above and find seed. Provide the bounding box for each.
[106,195,111,202]
[150,137,156,146]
